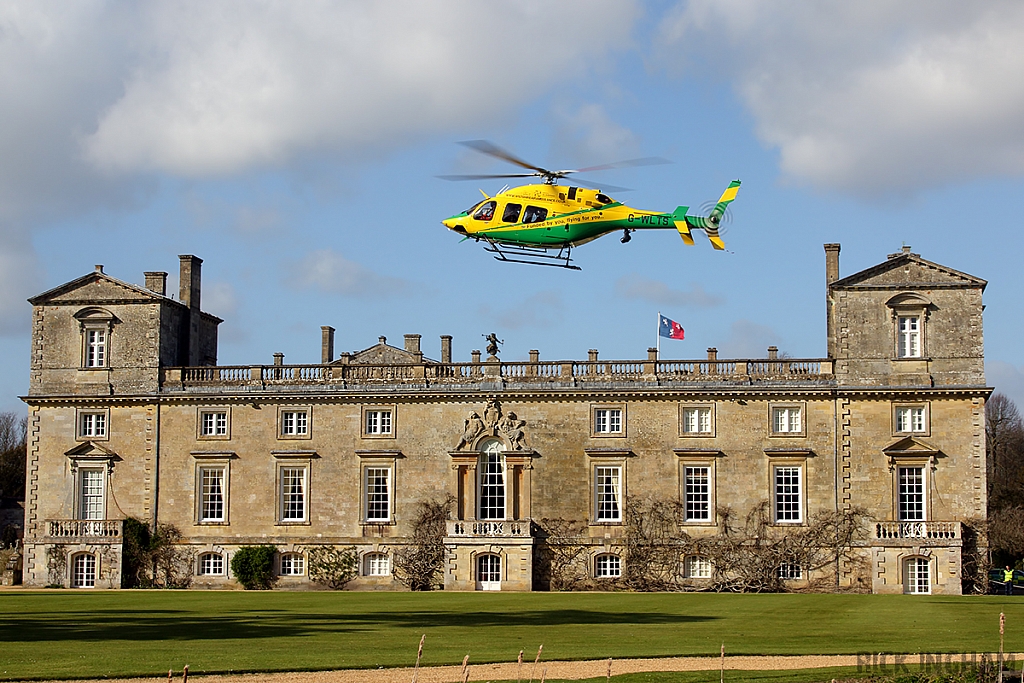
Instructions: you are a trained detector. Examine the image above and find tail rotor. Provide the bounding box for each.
[686,180,741,250]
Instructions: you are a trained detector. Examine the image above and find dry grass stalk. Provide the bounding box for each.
[606,658,612,681]
[539,667,547,683]
[182,665,188,683]
[411,634,424,683]
[529,644,543,683]
[167,669,172,683]
[460,655,469,683]
[517,649,524,683]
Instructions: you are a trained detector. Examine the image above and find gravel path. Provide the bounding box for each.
[25,654,1019,683]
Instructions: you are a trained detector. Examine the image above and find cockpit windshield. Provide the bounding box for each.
[595,193,613,204]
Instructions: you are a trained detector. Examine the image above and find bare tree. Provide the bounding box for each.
[702,502,868,593]
[986,394,1024,565]
[393,496,453,591]
[987,394,1024,509]
[623,497,692,591]
[0,412,27,501]
[535,518,590,591]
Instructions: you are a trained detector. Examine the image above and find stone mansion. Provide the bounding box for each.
[20,244,989,593]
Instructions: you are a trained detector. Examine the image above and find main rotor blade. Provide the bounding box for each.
[437,173,540,181]
[568,177,631,193]
[564,157,672,174]
[458,140,554,176]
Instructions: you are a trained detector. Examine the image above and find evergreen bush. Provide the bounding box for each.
[230,545,278,590]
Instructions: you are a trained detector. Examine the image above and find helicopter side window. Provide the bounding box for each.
[522,206,548,224]
[502,203,522,223]
[596,193,613,204]
[473,200,496,221]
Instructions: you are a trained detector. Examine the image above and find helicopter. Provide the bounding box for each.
[439,140,740,270]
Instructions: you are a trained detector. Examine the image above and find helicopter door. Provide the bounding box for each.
[501,203,522,223]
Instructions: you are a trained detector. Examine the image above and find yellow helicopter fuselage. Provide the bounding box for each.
[442,183,699,248]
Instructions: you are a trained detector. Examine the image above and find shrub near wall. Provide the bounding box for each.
[230,545,277,590]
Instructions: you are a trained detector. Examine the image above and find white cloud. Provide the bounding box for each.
[988,361,1024,411]
[478,291,564,330]
[285,249,411,297]
[81,1,639,176]
[0,1,638,333]
[718,319,781,359]
[0,235,40,335]
[201,281,238,318]
[657,1,1024,196]
[549,103,641,167]
[616,275,723,308]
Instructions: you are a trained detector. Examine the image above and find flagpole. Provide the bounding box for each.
[657,311,661,357]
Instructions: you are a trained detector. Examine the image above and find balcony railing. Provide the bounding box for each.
[165,358,833,391]
[47,519,123,540]
[446,519,532,538]
[875,521,960,540]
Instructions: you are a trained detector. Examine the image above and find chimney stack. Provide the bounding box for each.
[145,271,168,296]
[824,243,841,285]
[440,335,452,364]
[404,334,421,354]
[707,347,718,361]
[178,255,202,310]
[179,255,203,366]
[768,346,778,360]
[825,243,841,360]
[321,326,335,364]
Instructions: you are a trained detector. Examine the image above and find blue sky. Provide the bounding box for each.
[2,1,1023,412]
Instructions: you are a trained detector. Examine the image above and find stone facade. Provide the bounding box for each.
[20,245,989,593]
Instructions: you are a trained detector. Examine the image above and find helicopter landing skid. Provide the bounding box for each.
[482,240,581,271]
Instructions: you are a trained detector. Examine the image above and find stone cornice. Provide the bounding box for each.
[22,383,993,405]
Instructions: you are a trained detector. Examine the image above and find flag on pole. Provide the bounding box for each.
[659,314,685,340]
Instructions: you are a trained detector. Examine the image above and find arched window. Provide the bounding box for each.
[280,553,305,576]
[904,557,931,594]
[595,554,621,578]
[477,553,501,590]
[71,553,96,588]
[478,439,506,520]
[198,553,224,576]
[364,552,391,577]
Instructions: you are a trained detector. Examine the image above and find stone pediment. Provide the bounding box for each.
[832,252,986,291]
[29,271,173,306]
[340,337,437,365]
[64,441,121,470]
[882,436,940,459]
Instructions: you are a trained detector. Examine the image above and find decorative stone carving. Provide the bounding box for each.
[455,399,529,450]
[483,398,501,430]
[456,411,485,451]
[497,411,528,451]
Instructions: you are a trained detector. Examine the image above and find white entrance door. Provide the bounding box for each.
[477,554,501,591]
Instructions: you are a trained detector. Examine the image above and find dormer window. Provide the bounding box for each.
[886,293,931,360]
[74,307,117,370]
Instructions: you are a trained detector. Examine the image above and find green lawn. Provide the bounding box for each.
[1,591,1022,681]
